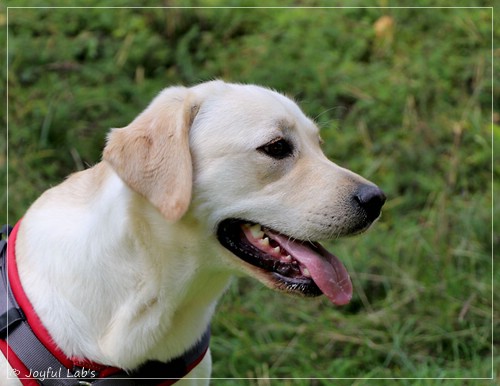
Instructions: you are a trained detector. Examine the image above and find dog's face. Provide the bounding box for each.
[104,81,385,306]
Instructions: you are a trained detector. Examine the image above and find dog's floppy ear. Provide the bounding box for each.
[103,86,199,221]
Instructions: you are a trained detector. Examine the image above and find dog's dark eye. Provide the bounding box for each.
[258,138,293,159]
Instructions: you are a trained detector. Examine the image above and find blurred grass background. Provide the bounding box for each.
[1,1,498,384]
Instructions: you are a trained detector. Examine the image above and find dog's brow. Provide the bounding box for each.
[274,118,295,131]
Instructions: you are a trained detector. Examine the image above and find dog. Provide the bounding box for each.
[1,80,385,385]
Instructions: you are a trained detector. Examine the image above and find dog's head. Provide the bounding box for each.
[104,80,385,305]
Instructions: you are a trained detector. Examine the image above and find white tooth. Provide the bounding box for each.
[250,223,261,232]
[273,246,280,254]
[250,224,264,239]
[259,237,270,247]
[283,255,292,262]
[302,267,311,277]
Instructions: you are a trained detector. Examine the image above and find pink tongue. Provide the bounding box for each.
[269,233,352,305]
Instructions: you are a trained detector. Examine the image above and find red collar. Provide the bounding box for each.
[0,221,209,385]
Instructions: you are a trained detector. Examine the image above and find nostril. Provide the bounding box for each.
[354,185,386,221]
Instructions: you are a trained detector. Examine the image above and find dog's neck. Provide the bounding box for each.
[15,162,232,370]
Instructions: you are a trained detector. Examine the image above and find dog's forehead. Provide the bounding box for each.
[191,83,321,153]
[215,85,318,133]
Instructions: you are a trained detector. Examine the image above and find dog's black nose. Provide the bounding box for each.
[354,184,386,222]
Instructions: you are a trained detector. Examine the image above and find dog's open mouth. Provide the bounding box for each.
[217,219,352,305]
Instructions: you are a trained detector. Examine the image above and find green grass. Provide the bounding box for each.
[2,1,497,383]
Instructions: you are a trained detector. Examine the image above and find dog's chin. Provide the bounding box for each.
[216,219,353,306]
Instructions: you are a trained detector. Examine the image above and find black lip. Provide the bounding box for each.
[216,219,322,297]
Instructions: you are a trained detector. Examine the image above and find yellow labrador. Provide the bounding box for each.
[1,81,385,385]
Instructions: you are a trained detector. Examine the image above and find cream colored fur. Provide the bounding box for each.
[2,81,376,385]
